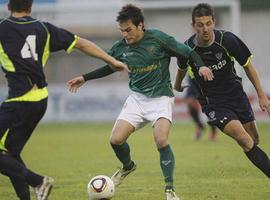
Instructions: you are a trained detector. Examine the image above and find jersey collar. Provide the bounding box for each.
[193,32,215,47]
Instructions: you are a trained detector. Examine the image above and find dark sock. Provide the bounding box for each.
[16,155,43,187]
[245,145,270,178]
[159,145,175,190]
[25,169,43,187]
[0,153,43,187]
[111,142,132,169]
[188,104,204,129]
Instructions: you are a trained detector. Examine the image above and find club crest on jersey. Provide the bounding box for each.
[215,52,223,60]
[209,111,216,119]
[147,46,155,54]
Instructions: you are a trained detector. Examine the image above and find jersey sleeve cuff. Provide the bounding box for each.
[242,55,253,67]
[67,35,78,54]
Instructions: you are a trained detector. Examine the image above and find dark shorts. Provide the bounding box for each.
[0,98,47,155]
[201,93,255,131]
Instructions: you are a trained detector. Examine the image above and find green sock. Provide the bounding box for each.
[159,145,175,190]
[111,142,132,169]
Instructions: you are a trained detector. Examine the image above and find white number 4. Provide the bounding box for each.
[21,35,38,61]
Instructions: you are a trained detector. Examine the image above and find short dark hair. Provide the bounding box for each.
[8,0,33,12]
[192,3,215,24]
[116,4,144,26]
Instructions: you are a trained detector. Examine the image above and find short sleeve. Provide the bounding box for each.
[222,32,252,66]
[44,22,77,53]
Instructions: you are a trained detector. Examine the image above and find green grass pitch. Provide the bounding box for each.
[0,122,269,200]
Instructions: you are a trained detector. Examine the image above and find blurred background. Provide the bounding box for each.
[0,0,270,122]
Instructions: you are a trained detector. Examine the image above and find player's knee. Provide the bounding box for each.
[253,132,260,145]
[253,137,259,145]
[237,136,254,151]
[155,137,167,148]
[109,136,124,145]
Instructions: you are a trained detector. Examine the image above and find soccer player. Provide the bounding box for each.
[67,4,213,200]
[174,3,270,179]
[0,1,127,200]
[184,75,217,141]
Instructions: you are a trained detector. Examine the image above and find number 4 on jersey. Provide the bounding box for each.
[21,35,38,61]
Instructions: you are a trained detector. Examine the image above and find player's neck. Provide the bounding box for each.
[137,32,145,42]
[196,32,215,47]
[11,12,31,18]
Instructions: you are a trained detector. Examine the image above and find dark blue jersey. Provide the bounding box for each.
[0,16,77,98]
[177,30,252,104]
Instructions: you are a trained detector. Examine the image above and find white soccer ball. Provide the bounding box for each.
[87,175,115,200]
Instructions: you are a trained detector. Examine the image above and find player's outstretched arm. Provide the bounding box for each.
[75,37,129,72]
[67,65,117,93]
[244,61,270,116]
[67,76,85,93]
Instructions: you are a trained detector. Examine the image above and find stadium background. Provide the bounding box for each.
[0,1,270,200]
[1,0,270,122]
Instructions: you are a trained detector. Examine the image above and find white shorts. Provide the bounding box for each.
[117,92,175,130]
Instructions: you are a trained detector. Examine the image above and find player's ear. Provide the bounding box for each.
[138,22,144,31]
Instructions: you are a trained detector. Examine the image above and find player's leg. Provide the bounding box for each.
[223,120,270,178]
[9,155,30,200]
[0,102,39,200]
[153,118,173,187]
[186,78,205,140]
[0,152,54,200]
[236,94,270,178]
[188,99,204,130]
[242,121,259,145]
[187,99,204,139]
[208,125,217,141]
[242,121,270,178]
[149,95,179,200]
[0,151,43,186]
[110,119,135,170]
[153,118,179,200]
[24,100,54,200]
[110,94,143,186]
[8,155,52,200]
[0,100,53,199]
[223,120,254,151]
[185,80,204,140]
[110,119,137,186]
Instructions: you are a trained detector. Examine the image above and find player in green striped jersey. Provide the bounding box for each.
[68,4,213,200]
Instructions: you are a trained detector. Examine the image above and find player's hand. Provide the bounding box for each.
[199,66,214,81]
[258,95,270,117]
[67,76,85,93]
[174,84,190,92]
[110,59,130,72]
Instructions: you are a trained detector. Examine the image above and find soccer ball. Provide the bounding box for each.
[87,175,115,200]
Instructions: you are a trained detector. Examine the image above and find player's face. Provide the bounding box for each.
[193,16,215,45]
[119,19,144,45]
